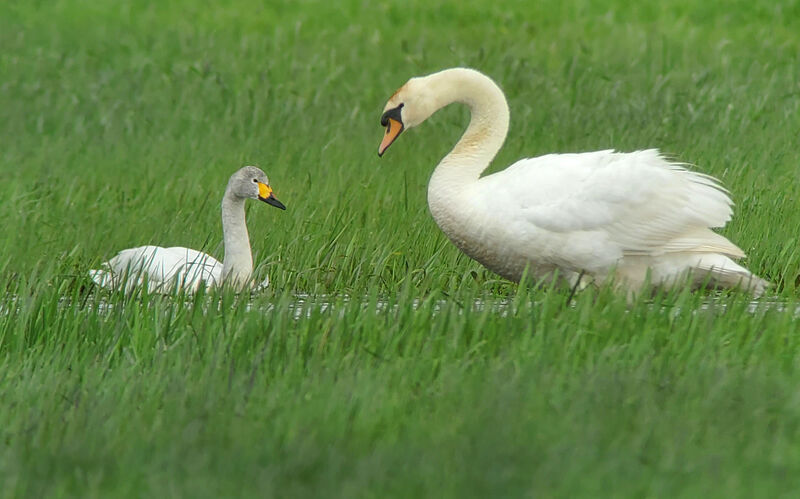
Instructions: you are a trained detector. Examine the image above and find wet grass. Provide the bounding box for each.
[1,0,800,496]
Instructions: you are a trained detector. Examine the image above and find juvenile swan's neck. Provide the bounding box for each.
[221,190,253,287]
[425,68,510,213]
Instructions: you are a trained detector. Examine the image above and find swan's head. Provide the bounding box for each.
[378,76,437,156]
[229,166,286,210]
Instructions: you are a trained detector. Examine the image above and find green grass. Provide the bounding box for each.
[2,0,800,496]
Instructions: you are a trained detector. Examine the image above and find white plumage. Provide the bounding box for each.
[89,245,224,293]
[378,68,768,296]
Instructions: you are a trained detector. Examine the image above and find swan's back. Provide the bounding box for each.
[90,245,222,293]
[478,149,742,257]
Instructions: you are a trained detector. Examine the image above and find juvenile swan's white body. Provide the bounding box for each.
[90,166,285,293]
[378,68,768,295]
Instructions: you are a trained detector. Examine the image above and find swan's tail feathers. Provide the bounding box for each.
[691,254,771,297]
[661,229,746,258]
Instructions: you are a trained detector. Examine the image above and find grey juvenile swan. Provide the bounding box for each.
[90,166,286,292]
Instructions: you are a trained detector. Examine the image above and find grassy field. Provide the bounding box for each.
[2,0,800,496]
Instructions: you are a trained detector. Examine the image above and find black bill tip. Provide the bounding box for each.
[261,195,286,210]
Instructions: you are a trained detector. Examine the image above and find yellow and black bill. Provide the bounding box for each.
[257,183,286,210]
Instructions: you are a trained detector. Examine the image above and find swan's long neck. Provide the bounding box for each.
[424,68,510,216]
[221,189,253,286]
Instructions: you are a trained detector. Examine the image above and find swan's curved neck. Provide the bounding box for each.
[221,190,253,286]
[426,69,510,195]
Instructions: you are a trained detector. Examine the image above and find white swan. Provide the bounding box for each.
[90,166,285,293]
[378,67,769,296]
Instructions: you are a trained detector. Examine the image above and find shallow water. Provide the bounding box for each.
[2,294,797,321]
[274,295,800,320]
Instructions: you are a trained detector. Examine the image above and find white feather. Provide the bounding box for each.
[90,245,223,293]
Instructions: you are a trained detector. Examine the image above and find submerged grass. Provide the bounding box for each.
[1,0,800,496]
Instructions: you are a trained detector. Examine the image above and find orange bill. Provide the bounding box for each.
[378,118,404,156]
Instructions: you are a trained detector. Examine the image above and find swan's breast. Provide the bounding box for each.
[427,190,553,282]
